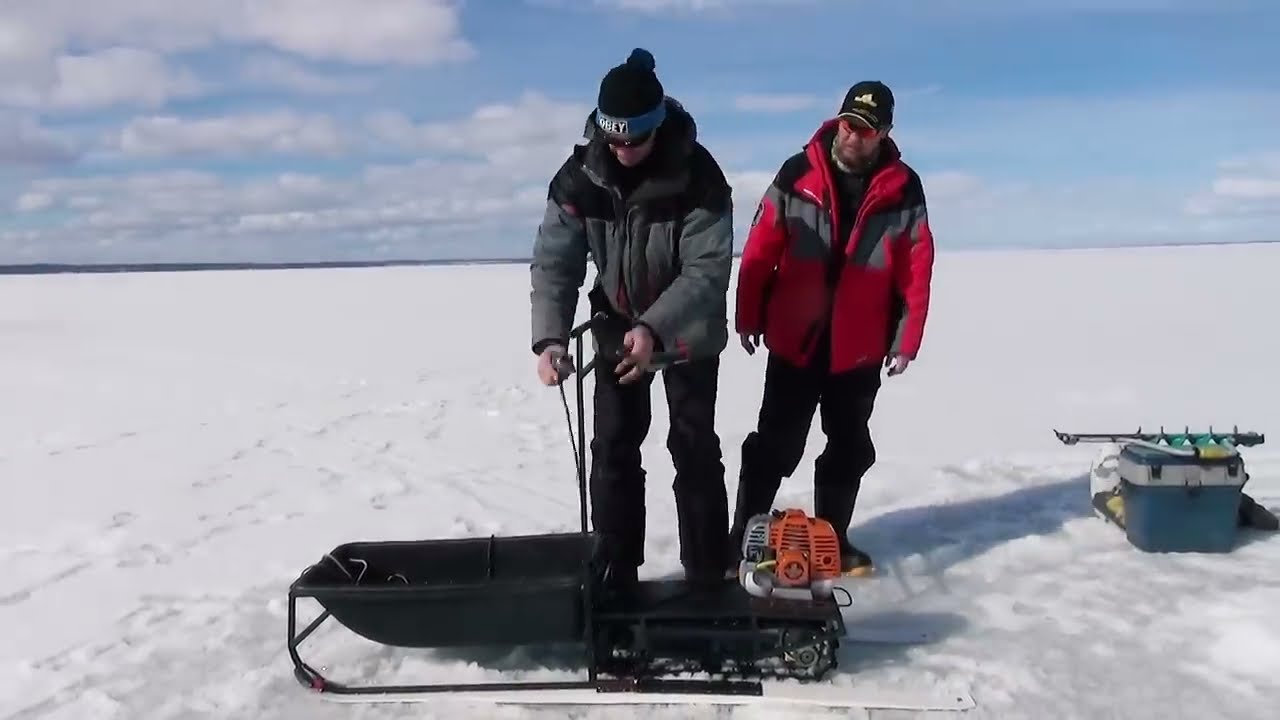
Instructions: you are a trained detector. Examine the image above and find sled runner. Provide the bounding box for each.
[284,311,976,712]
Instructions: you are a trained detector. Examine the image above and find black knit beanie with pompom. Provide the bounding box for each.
[594,49,665,137]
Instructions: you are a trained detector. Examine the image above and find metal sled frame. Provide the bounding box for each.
[283,312,818,699]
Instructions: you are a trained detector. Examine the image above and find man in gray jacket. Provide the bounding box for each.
[529,48,735,594]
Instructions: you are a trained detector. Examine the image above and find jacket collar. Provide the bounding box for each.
[800,118,908,208]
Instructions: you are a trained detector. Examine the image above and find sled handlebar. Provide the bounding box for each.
[567,313,602,341]
[565,311,689,375]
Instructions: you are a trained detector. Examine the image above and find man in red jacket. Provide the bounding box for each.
[729,80,935,576]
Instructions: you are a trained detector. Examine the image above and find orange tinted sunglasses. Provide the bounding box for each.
[839,118,879,138]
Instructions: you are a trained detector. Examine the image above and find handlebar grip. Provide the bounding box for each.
[591,348,686,372]
[647,351,687,369]
[567,311,610,341]
[564,311,687,372]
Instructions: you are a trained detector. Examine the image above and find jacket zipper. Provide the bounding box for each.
[802,178,882,359]
[611,189,634,315]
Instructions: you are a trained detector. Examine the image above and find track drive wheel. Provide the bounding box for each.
[779,626,831,679]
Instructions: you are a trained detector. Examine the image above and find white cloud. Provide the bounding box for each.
[364,91,592,161]
[894,88,1280,160]
[0,0,471,111]
[1214,177,1280,200]
[237,0,472,65]
[15,192,54,212]
[580,0,825,12]
[1185,152,1280,220]
[0,0,471,64]
[929,0,1264,14]
[107,110,347,158]
[544,0,1219,15]
[594,0,730,10]
[363,92,597,186]
[0,91,593,263]
[918,158,1280,250]
[0,113,79,165]
[1,90,786,264]
[1,47,204,111]
[4,12,1274,268]
[725,170,773,211]
[9,137,1275,264]
[921,171,987,201]
[0,160,552,263]
[236,54,377,95]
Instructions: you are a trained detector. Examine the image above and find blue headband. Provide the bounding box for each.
[594,101,666,139]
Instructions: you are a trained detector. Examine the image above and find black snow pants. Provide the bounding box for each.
[588,349,729,581]
[730,346,882,551]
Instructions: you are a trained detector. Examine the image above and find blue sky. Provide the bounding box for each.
[1,0,1276,263]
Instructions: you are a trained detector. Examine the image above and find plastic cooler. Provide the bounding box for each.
[1116,444,1246,553]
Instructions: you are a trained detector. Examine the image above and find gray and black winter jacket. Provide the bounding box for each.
[529,98,734,362]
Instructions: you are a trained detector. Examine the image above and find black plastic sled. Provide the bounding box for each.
[285,311,849,699]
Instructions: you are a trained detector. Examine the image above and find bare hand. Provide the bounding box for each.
[615,325,654,384]
[537,344,574,386]
[739,332,761,355]
[885,354,910,377]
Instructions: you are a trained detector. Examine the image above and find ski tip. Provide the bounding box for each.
[950,687,978,710]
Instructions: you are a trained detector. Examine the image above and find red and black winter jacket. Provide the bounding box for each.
[735,119,935,374]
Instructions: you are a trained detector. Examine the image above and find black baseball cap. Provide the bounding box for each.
[837,80,894,130]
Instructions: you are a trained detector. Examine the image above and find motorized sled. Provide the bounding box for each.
[283,310,886,708]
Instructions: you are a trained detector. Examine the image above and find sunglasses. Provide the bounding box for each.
[839,118,880,138]
[604,130,654,148]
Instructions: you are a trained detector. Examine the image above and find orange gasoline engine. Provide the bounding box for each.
[736,508,842,601]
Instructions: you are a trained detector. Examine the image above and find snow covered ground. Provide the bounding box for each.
[2,242,1279,719]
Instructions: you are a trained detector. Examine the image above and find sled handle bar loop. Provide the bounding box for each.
[566,311,687,375]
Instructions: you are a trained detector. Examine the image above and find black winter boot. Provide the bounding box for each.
[814,465,875,575]
[601,562,638,602]
[839,538,875,576]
